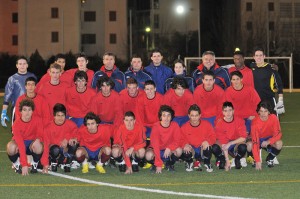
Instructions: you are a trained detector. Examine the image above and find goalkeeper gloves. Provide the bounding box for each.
[274,97,285,114]
[1,109,10,127]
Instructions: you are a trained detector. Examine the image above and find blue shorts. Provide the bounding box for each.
[100,121,113,125]
[68,116,84,128]
[202,116,216,127]
[192,146,202,159]
[83,146,102,161]
[24,140,34,155]
[145,126,152,139]
[259,136,272,149]
[244,118,252,134]
[173,116,189,127]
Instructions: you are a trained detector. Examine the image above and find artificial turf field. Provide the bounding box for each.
[0,93,300,199]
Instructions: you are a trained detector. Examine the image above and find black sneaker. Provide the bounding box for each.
[132,164,139,172]
[51,163,58,172]
[166,164,175,172]
[150,165,156,172]
[14,164,22,174]
[64,164,71,172]
[118,164,126,172]
[30,162,38,174]
[109,158,117,169]
[235,158,242,169]
[219,160,225,169]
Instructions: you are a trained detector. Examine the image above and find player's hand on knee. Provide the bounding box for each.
[1,109,10,127]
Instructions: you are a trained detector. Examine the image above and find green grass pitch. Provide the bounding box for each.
[0,93,300,199]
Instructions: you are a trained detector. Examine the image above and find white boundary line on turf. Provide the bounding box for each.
[42,170,254,199]
[280,121,300,123]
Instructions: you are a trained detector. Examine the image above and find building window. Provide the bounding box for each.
[12,13,18,23]
[84,11,96,22]
[154,14,159,29]
[109,11,116,21]
[153,0,159,9]
[12,35,18,46]
[269,21,275,31]
[246,2,252,11]
[109,33,117,44]
[82,34,96,44]
[268,2,274,11]
[280,3,292,18]
[51,7,59,18]
[51,32,59,43]
[246,21,252,31]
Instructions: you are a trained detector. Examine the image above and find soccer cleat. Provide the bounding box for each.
[132,161,139,172]
[150,165,156,172]
[185,162,193,172]
[246,156,254,164]
[82,163,89,173]
[193,160,201,169]
[235,158,242,169]
[218,160,225,169]
[71,160,80,169]
[118,164,126,172]
[96,164,106,174]
[166,164,175,172]
[266,159,274,168]
[230,158,235,168]
[143,162,152,169]
[64,164,71,172]
[204,164,213,173]
[13,164,22,174]
[30,162,38,173]
[240,158,247,167]
[89,161,96,169]
[273,157,279,165]
[51,162,58,172]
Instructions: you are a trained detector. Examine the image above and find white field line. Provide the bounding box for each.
[41,170,254,199]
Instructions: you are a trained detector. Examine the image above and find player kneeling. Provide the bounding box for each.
[112,111,146,174]
[145,105,182,173]
[181,104,215,172]
[212,102,248,171]
[75,112,112,174]
[7,99,43,175]
[247,101,283,170]
[41,104,78,173]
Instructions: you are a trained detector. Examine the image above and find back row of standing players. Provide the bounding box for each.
[2,47,284,175]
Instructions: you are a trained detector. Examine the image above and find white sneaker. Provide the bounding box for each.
[204,164,213,172]
[185,162,193,172]
[273,157,279,165]
[88,161,95,169]
[240,158,247,167]
[230,158,235,168]
[71,160,80,169]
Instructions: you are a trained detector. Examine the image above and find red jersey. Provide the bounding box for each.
[36,81,70,115]
[228,66,254,88]
[114,123,146,167]
[137,93,163,127]
[77,124,112,151]
[150,121,182,167]
[41,119,78,166]
[163,89,194,117]
[63,68,94,88]
[15,93,51,125]
[89,90,122,126]
[193,84,225,118]
[12,116,44,166]
[36,71,69,91]
[119,89,145,121]
[251,114,282,162]
[225,85,260,119]
[215,117,247,145]
[65,86,96,118]
[180,120,216,148]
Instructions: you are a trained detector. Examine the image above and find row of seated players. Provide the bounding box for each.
[7,98,282,175]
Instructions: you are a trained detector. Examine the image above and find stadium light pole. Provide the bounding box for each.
[145,27,151,52]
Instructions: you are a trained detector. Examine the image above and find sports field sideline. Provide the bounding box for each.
[0,93,300,199]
